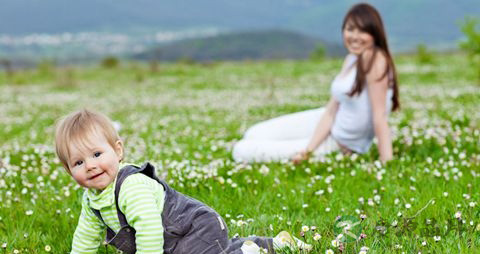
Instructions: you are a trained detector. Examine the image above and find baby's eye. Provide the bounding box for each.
[94,152,102,157]
[74,160,83,167]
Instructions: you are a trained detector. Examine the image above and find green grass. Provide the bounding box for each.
[0,53,479,253]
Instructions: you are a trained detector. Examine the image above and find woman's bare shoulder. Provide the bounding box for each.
[362,48,388,79]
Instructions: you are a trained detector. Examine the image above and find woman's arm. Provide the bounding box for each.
[292,55,352,163]
[306,97,340,152]
[304,54,355,153]
[364,49,393,162]
[292,97,339,163]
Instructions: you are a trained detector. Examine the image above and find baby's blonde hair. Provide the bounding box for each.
[55,109,120,171]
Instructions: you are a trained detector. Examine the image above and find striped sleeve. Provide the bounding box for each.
[71,193,105,254]
[119,174,165,253]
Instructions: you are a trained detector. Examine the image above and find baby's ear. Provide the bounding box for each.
[114,140,124,161]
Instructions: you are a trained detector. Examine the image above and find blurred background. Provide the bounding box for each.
[0,0,479,67]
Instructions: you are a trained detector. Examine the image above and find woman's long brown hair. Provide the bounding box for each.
[342,3,400,111]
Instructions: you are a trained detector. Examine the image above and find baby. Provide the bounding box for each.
[55,109,311,254]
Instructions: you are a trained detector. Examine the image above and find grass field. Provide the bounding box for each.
[0,53,479,253]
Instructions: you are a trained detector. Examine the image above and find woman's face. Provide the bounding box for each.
[343,18,375,55]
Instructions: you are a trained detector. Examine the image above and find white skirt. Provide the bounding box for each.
[233,107,339,163]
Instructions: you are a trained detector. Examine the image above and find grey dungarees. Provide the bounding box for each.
[91,163,275,254]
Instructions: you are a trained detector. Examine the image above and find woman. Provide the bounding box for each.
[233,3,399,163]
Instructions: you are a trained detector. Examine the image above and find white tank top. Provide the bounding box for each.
[330,54,393,153]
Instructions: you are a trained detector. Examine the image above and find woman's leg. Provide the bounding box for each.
[242,108,325,141]
[233,135,340,163]
[233,138,309,163]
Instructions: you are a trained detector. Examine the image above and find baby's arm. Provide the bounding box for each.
[71,194,105,253]
[119,174,165,253]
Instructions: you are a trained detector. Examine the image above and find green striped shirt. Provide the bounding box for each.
[71,173,165,253]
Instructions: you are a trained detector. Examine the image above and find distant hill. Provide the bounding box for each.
[134,30,345,62]
[1,0,479,51]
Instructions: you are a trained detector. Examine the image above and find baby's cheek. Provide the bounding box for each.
[71,171,84,183]
[109,161,120,173]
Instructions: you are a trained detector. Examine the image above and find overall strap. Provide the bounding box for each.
[114,162,161,227]
[91,208,116,237]
[90,163,161,230]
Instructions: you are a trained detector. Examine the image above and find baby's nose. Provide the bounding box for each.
[85,158,97,170]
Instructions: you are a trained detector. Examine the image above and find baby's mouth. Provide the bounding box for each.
[89,172,105,180]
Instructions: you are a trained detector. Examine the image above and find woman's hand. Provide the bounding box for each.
[292,150,311,164]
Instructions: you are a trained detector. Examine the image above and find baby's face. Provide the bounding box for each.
[67,132,123,191]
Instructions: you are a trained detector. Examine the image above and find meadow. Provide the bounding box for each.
[0,53,479,253]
